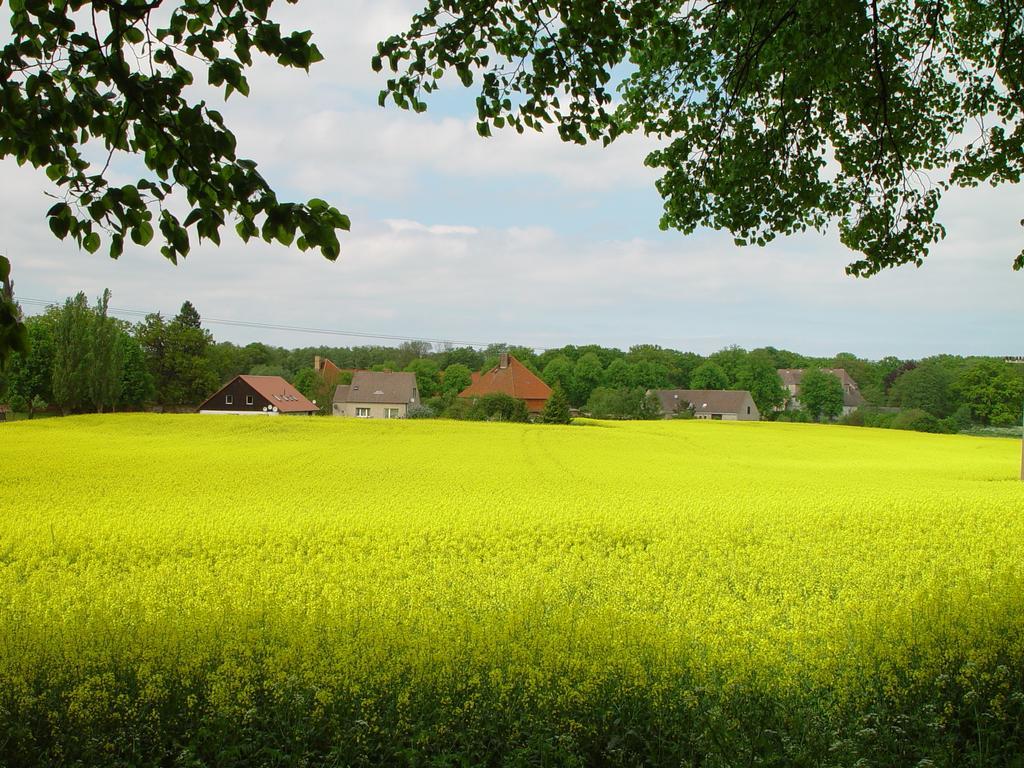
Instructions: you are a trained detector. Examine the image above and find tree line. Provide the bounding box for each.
[1,293,1022,430]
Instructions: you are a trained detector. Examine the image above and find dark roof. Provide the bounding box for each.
[458,355,551,403]
[654,389,755,416]
[334,371,419,405]
[777,368,866,407]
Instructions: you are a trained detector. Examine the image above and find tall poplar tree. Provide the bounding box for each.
[89,290,124,412]
[51,293,94,415]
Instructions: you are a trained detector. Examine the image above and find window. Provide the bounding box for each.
[225,395,233,405]
[384,408,400,419]
[711,414,723,420]
[246,395,254,406]
[356,407,371,418]
[747,406,751,414]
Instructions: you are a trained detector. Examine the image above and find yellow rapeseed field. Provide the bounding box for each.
[1,414,1023,765]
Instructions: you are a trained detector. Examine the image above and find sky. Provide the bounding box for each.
[3,0,1022,360]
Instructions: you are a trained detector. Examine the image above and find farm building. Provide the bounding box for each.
[333,371,420,418]
[314,356,366,385]
[653,389,760,421]
[198,375,318,415]
[777,368,866,415]
[458,353,552,414]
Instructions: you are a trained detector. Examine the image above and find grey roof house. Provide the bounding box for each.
[333,371,420,419]
[777,368,866,415]
[653,389,760,421]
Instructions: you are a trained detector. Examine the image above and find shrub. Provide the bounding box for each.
[406,403,435,419]
[469,393,529,422]
[585,387,662,420]
[892,408,946,433]
[442,397,476,420]
[840,408,866,427]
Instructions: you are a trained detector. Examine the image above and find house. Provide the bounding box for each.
[314,356,369,385]
[653,389,760,421]
[314,355,343,384]
[333,371,420,418]
[0,404,9,422]
[458,353,552,414]
[198,375,318,415]
[777,368,866,415]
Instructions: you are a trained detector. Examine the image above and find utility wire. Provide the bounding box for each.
[17,297,553,351]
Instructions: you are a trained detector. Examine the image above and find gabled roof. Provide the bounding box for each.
[334,371,419,405]
[458,354,552,402]
[316,356,342,379]
[777,368,866,407]
[238,375,318,412]
[199,375,317,412]
[654,389,755,416]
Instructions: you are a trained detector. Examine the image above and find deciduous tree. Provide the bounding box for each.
[51,292,94,414]
[799,369,845,422]
[379,1,1024,275]
[0,0,350,358]
[690,361,729,390]
[89,290,124,412]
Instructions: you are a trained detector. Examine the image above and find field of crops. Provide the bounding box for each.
[2,414,1023,766]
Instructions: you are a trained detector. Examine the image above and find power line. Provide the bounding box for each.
[17,297,553,351]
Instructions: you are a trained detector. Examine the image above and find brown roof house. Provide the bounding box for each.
[653,389,760,421]
[777,368,866,416]
[314,356,367,386]
[198,375,318,415]
[333,371,420,418]
[458,353,552,414]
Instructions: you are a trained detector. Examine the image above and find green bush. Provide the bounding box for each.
[585,387,661,420]
[840,408,866,426]
[406,403,435,419]
[442,397,476,420]
[468,393,529,422]
[892,408,947,433]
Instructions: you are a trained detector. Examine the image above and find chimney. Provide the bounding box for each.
[499,352,509,369]
[314,355,321,373]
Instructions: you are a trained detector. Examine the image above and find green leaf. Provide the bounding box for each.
[48,215,69,239]
[132,222,154,246]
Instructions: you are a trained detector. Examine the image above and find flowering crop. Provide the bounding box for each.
[1,414,1022,765]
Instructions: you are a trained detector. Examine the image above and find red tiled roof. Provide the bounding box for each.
[458,355,552,403]
[238,375,318,413]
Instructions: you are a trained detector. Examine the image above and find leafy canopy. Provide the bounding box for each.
[377,0,1024,275]
[0,0,351,357]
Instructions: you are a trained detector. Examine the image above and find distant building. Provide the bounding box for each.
[199,375,318,415]
[652,389,760,421]
[0,404,9,422]
[777,368,866,416]
[314,356,366,385]
[1005,356,1024,365]
[333,371,420,418]
[458,353,552,414]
